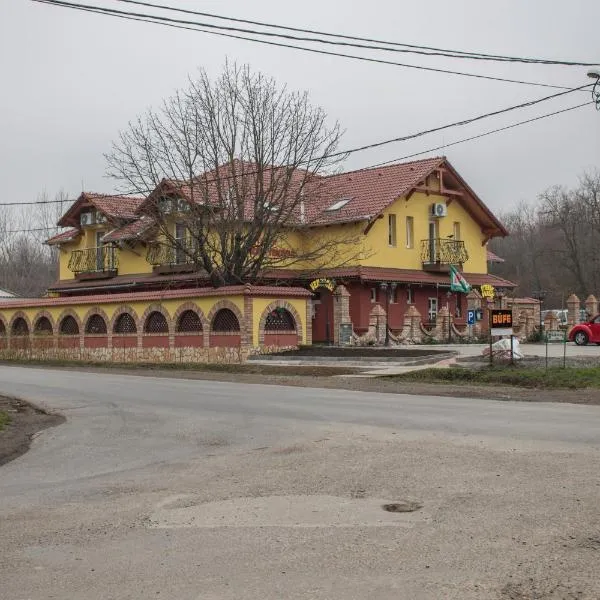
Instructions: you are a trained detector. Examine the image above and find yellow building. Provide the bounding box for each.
[0,156,514,357]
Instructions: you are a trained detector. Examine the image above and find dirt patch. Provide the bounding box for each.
[0,396,65,466]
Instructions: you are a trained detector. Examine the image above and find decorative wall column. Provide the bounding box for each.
[567,294,580,327]
[585,294,598,320]
[398,305,423,343]
[368,304,386,344]
[467,289,483,337]
[333,285,351,345]
[434,305,452,342]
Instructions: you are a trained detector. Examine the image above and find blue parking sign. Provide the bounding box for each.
[467,310,475,325]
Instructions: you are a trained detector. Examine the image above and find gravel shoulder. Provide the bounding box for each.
[0,397,65,466]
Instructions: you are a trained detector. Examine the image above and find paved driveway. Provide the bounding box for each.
[1,366,599,599]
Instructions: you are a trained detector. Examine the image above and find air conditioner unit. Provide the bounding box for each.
[80,212,94,226]
[430,202,447,218]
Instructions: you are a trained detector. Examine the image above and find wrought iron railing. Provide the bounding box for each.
[68,246,118,274]
[420,238,468,265]
[146,241,197,267]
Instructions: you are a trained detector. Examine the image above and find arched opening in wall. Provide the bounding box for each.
[210,308,241,347]
[33,316,54,350]
[175,309,203,348]
[0,320,6,350]
[264,307,299,347]
[11,317,30,351]
[113,313,138,350]
[142,311,169,349]
[58,315,80,350]
[34,316,53,335]
[84,314,108,349]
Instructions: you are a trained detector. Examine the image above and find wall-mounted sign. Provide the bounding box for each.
[467,310,475,326]
[490,309,513,336]
[480,284,495,300]
[309,278,336,292]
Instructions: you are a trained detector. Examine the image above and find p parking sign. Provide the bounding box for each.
[467,310,475,325]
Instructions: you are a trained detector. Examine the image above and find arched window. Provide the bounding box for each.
[11,317,29,336]
[144,311,168,333]
[34,316,53,335]
[85,314,107,334]
[60,315,80,335]
[211,308,240,332]
[265,308,296,331]
[176,310,202,332]
[113,313,137,334]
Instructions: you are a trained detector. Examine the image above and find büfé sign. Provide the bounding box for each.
[490,309,513,336]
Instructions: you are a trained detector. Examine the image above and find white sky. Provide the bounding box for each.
[1,0,599,220]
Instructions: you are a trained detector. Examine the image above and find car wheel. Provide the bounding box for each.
[574,331,589,346]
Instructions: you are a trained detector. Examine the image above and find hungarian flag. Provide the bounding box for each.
[450,265,471,293]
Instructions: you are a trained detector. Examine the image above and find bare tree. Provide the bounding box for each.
[106,62,363,287]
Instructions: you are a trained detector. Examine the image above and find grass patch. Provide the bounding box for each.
[0,411,10,431]
[0,358,359,378]
[382,366,600,389]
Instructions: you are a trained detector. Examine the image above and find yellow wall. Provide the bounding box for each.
[55,187,489,282]
[251,297,308,345]
[0,294,310,347]
[359,192,488,273]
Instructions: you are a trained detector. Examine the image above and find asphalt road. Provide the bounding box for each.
[1,366,600,599]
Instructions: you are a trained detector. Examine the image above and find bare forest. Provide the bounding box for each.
[490,169,600,308]
[0,191,71,297]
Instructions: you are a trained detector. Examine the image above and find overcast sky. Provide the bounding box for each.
[1,0,599,223]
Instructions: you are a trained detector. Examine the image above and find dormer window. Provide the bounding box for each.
[325,198,351,211]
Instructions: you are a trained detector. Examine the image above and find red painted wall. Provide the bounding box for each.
[312,289,334,343]
[112,335,137,349]
[209,334,241,347]
[83,336,108,349]
[59,336,82,349]
[174,334,203,348]
[142,335,169,348]
[263,333,299,347]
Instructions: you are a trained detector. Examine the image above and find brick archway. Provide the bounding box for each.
[56,308,83,349]
[82,307,110,349]
[207,300,244,348]
[9,311,32,351]
[139,304,171,349]
[33,310,56,335]
[173,302,209,348]
[258,300,303,347]
[0,314,8,350]
[111,306,140,350]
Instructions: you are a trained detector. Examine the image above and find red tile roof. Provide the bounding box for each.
[307,157,445,226]
[102,216,156,242]
[57,193,145,227]
[45,228,81,245]
[0,285,311,309]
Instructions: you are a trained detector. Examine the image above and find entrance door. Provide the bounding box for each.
[312,289,334,344]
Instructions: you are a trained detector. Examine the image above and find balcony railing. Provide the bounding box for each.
[146,241,197,269]
[68,246,118,275]
[420,238,468,271]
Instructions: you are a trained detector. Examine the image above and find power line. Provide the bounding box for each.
[113,0,600,67]
[1,83,590,208]
[32,0,584,91]
[2,99,592,218]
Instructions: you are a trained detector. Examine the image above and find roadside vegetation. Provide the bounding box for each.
[0,411,10,431]
[384,366,600,389]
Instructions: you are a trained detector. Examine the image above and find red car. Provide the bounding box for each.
[568,315,600,345]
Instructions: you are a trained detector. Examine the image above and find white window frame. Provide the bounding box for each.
[370,287,377,303]
[388,214,397,247]
[428,297,438,323]
[406,216,414,249]
[453,221,461,240]
[407,287,414,304]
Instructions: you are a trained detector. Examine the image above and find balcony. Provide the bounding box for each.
[68,246,118,279]
[146,241,197,274]
[420,238,468,272]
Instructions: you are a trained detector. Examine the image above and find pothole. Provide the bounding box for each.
[382,501,422,513]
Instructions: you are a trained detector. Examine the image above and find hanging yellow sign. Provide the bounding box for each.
[309,278,336,292]
[480,284,495,300]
